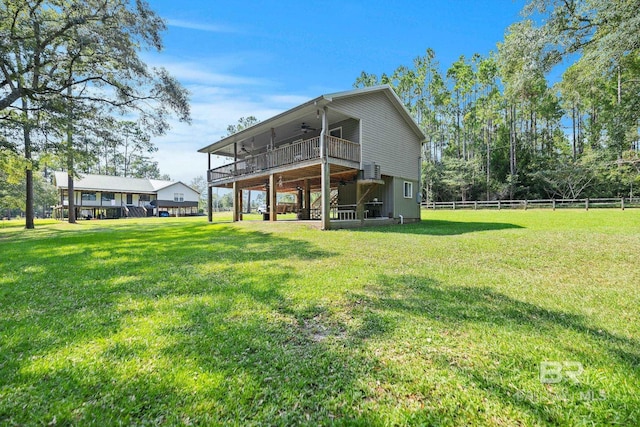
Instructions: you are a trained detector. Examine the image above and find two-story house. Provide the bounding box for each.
[199,85,426,229]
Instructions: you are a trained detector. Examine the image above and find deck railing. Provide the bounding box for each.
[207,136,360,183]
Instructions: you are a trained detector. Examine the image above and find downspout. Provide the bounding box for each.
[320,106,330,230]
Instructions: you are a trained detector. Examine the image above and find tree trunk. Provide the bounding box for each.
[572,104,577,160]
[509,104,517,199]
[486,119,491,201]
[67,85,76,224]
[21,95,35,229]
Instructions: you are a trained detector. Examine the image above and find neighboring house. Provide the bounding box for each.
[53,172,200,219]
[198,85,427,229]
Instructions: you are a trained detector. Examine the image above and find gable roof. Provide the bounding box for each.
[198,85,426,155]
[53,172,199,194]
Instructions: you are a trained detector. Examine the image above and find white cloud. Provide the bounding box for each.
[140,53,317,184]
[152,90,304,183]
[153,61,270,87]
[166,19,239,34]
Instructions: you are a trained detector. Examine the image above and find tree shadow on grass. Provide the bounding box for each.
[0,222,350,425]
[345,274,640,425]
[352,219,524,235]
[2,221,637,425]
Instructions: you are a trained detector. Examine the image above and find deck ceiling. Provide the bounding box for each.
[203,107,353,159]
[213,164,359,193]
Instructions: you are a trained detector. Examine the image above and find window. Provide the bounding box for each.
[139,194,151,202]
[329,127,342,138]
[81,192,96,201]
[174,193,184,202]
[403,181,413,199]
[101,192,115,202]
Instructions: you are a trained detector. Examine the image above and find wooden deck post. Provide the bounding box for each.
[356,180,364,222]
[207,154,213,222]
[304,179,311,219]
[320,107,330,230]
[297,186,303,215]
[232,182,239,222]
[269,173,277,221]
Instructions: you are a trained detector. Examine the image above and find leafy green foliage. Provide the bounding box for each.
[356,2,640,203]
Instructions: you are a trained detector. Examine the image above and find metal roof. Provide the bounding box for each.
[198,85,426,156]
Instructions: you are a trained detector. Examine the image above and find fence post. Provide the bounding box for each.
[552,199,556,211]
[524,200,528,210]
[585,198,589,211]
[474,201,477,210]
[453,201,456,210]
[498,200,501,210]
[621,198,625,210]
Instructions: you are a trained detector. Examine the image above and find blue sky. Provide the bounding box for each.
[147,0,524,183]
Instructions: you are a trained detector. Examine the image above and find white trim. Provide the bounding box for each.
[329,126,342,138]
[403,181,413,199]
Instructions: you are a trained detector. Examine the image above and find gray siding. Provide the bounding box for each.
[392,177,420,219]
[330,118,360,143]
[337,182,357,205]
[330,91,422,180]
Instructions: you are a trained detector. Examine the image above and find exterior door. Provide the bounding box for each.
[126,194,133,205]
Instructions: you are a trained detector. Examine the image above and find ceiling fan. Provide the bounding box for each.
[300,122,317,133]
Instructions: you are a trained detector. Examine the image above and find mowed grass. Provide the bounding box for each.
[0,210,638,426]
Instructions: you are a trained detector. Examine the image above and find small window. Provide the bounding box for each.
[329,127,342,138]
[81,192,96,201]
[139,194,151,202]
[101,192,115,201]
[403,181,413,199]
[174,193,184,202]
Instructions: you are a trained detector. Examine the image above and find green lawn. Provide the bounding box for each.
[1,210,638,426]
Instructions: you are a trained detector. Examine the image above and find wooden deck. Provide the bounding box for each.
[207,136,360,186]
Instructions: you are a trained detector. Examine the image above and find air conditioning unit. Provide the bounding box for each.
[363,163,381,180]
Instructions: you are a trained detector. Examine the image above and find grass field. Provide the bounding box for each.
[1,210,638,425]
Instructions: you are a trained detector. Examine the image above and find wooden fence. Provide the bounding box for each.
[422,197,640,210]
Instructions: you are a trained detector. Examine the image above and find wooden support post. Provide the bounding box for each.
[304,179,311,220]
[269,174,277,221]
[321,161,330,229]
[207,185,213,222]
[297,187,303,216]
[207,154,213,222]
[356,181,364,222]
[238,189,243,220]
[232,182,239,222]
